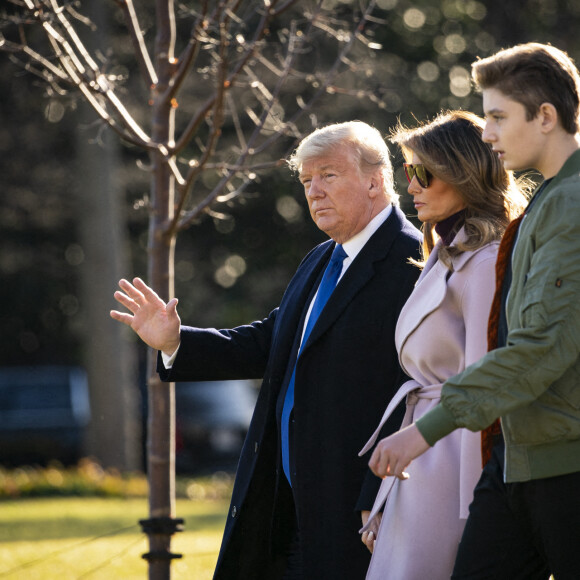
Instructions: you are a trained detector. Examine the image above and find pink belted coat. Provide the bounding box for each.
[360,229,498,580]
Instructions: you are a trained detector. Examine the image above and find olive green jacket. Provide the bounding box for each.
[417,149,580,482]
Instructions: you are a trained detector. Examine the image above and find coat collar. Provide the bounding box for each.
[300,205,413,354]
[395,227,497,356]
[419,226,491,276]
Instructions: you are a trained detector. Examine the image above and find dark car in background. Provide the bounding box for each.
[0,366,91,466]
[174,379,258,474]
[0,365,258,473]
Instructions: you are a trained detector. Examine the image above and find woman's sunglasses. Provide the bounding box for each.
[403,163,432,188]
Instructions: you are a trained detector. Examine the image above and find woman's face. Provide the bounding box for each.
[406,152,466,223]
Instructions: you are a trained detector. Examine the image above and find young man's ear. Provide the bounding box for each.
[538,102,559,133]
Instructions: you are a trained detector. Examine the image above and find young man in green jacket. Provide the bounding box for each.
[367,43,580,579]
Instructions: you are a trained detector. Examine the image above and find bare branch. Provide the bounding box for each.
[44,25,152,146]
[47,0,100,73]
[96,75,152,144]
[170,18,230,235]
[171,3,273,155]
[178,158,287,229]
[13,1,154,146]
[2,0,386,230]
[251,0,380,154]
[226,91,247,151]
[115,0,158,87]
[171,1,381,231]
[163,2,211,102]
[0,35,68,81]
[167,156,186,187]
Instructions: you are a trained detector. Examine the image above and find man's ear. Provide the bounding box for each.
[538,102,559,133]
[368,174,380,198]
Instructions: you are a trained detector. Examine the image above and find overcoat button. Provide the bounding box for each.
[231,506,237,518]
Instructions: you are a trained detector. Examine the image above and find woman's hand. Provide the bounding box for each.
[361,511,382,553]
[368,424,430,480]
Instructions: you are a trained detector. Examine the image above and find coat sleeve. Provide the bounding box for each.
[157,309,278,382]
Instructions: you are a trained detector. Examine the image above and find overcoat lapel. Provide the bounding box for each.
[269,241,333,379]
[302,206,409,354]
[395,227,494,358]
[394,245,447,355]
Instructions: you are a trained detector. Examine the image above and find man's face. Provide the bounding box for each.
[482,87,546,173]
[299,148,385,244]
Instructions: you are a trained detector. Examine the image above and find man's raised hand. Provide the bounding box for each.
[110,277,181,355]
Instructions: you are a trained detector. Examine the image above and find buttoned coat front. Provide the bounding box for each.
[158,205,422,579]
[361,230,498,580]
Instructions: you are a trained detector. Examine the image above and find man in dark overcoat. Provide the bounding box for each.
[111,121,422,579]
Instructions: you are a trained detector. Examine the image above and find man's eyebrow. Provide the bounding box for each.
[484,107,504,116]
[320,163,344,173]
[299,163,338,178]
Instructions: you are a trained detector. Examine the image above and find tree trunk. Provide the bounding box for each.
[142,151,180,576]
[141,2,182,577]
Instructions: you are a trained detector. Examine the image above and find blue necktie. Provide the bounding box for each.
[281,244,348,485]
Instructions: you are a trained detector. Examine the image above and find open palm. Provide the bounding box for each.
[110,277,181,355]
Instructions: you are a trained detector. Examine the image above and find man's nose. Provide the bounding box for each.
[307,175,324,197]
[482,123,495,143]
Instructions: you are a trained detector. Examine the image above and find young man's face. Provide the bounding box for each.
[482,87,546,173]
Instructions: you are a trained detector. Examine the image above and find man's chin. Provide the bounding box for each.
[315,217,336,234]
[500,158,516,171]
[499,155,526,172]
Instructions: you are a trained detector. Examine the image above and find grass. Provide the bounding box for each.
[0,472,558,580]
[0,495,230,579]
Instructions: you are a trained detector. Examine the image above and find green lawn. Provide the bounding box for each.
[0,496,229,579]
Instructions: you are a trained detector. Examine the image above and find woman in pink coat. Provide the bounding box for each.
[359,111,528,579]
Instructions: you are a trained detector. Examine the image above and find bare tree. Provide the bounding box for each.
[1,0,384,577]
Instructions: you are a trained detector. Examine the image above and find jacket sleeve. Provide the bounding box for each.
[417,189,580,445]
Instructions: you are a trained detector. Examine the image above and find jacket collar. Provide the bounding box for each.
[531,147,580,200]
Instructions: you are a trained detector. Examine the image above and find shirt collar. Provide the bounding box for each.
[341,204,393,263]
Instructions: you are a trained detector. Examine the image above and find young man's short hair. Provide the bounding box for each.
[472,42,580,134]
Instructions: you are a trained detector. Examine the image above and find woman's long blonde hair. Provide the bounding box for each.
[391,110,529,267]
